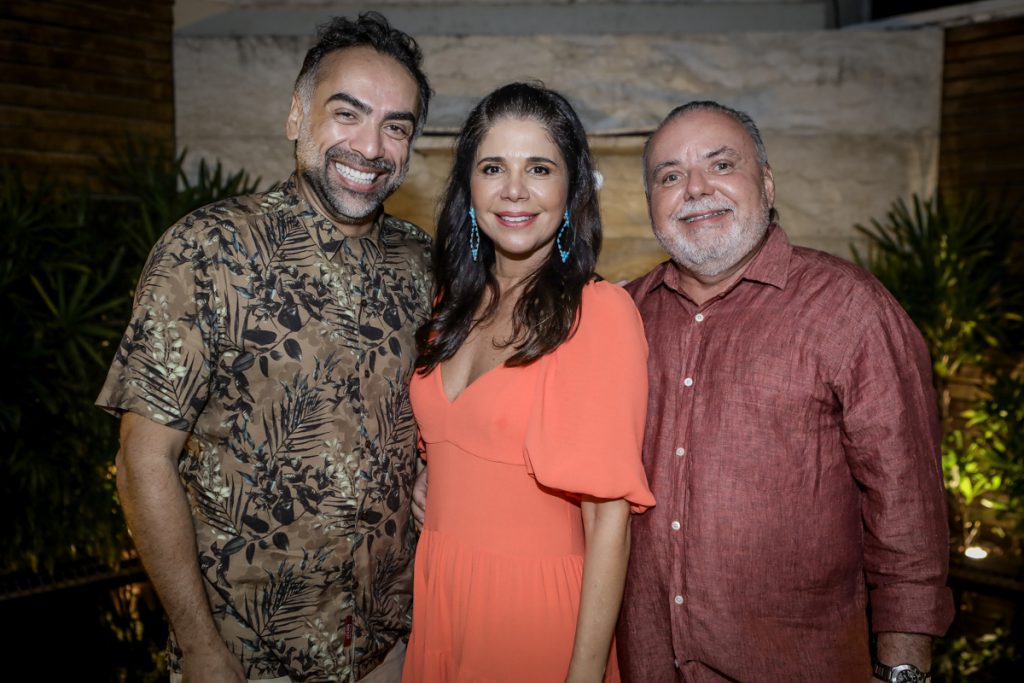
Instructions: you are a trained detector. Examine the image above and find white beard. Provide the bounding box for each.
[654,194,771,278]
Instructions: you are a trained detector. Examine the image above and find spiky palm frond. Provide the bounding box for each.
[852,193,1024,379]
[1,149,262,574]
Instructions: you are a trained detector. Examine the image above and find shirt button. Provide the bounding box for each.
[674,659,680,668]
[674,595,685,605]
[683,377,694,387]
[694,313,705,322]
[671,520,681,531]
[675,447,685,457]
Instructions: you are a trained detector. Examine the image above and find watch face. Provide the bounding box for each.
[893,667,924,683]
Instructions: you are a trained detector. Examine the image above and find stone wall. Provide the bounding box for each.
[175,27,943,280]
[4,0,174,190]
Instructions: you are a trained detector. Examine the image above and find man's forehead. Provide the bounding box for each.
[652,111,752,159]
[313,47,413,94]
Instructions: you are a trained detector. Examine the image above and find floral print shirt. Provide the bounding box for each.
[97,175,433,681]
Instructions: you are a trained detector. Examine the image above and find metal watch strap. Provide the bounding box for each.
[873,662,932,683]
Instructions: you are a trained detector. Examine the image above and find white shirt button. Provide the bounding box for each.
[671,520,681,531]
[674,595,685,605]
[675,447,685,457]
[683,377,694,387]
[694,313,705,322]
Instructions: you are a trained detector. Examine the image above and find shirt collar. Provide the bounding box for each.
[282,173,388,261]
[737,222,791,290]
[645,222,792,296]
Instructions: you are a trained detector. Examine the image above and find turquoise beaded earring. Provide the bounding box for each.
[468,207,480,261]
[555,209,571,263]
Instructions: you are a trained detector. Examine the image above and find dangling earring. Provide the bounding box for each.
[555,209,571,263]
[468,207,480,262]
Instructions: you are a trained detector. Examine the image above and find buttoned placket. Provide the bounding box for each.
[668,294,712,665]
[327,233,365,680]
[329,219,417,681]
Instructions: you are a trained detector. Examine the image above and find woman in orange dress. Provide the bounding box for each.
[401,83,654,683]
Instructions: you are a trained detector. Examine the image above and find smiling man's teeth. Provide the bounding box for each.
[335,163,376,184]
[684,209,729,223]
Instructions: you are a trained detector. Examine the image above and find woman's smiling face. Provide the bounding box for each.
[469,116,570,271]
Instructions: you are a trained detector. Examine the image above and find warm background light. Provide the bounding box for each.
[964,546,989,560]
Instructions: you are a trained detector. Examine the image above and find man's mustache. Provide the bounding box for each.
[326,147,395,174]
[673,198,736,221]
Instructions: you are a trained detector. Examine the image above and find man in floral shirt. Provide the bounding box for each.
[98,13,433,683]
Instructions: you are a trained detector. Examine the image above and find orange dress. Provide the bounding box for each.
[402,281,655,683]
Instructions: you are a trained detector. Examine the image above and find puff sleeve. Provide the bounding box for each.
[524,281,655,512]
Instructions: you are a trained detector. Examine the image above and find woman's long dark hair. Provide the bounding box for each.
[415,82,602,373]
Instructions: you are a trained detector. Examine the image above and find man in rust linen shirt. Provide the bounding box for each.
[617,102,954,682]
[97,14,433,683]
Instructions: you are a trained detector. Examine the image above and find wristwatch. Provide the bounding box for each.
[872,662,931,683]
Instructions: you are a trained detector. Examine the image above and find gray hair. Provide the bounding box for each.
[642,101,769,196]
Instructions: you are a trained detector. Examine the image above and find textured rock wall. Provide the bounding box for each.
[175,29,943,280]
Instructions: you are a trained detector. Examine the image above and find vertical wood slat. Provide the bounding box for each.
[939,17,1024,211]
[0,0,174,191]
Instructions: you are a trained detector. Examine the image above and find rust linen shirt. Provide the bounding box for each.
[618,225,953,682]
[97,176,433,681]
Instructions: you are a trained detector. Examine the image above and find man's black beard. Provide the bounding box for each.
[301,148,401,226]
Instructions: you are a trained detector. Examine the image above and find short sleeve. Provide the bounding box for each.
[95,220,216,431]
[524,281,655,512]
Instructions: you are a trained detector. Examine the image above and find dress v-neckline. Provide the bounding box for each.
[438,361,507,405]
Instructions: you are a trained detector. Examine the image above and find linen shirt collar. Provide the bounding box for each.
[647,222,792,297]
[280,173,387,262]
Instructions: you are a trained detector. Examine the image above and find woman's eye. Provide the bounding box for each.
[529,165,551,175]
[482,164,502,175]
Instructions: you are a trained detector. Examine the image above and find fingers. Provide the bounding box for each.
[412,499,426,526]
[411,467,428,525]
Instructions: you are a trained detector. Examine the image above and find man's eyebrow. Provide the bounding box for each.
[325,92,370,114]
[650,159,680,177]
[325,92,415,127]
[383,110,417,126]
[704,146,740,160]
